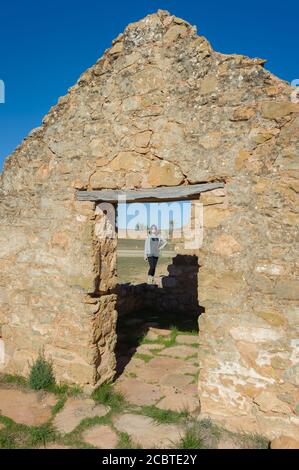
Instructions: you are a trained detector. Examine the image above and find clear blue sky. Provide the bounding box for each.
[0,0,298,171]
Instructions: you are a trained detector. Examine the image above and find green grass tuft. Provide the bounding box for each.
[239,432,269,449]
[28,351,55,391]
[51,397,67,416]
[159,326,178,348]
[0,415,14,427]
[0,433,15,449]
[135,353,152,363]
[92,383,125,411]
[177,425,204,449]
[116,432,141,449]
[127,372,137,379]
[140,405,189,424]
[0,373,28,387]
[47,383,83,397]
[28,423,56,447]
[0,416,57,449]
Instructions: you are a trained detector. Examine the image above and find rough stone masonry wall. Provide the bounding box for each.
[117,253,200,317]
[0,10,298,438]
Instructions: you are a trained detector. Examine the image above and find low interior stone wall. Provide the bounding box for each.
[116,253,202,317]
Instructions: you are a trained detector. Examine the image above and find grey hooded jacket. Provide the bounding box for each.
[144,234,167,258]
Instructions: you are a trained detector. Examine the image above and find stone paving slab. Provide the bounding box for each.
[148,356,198,374]
[270,436,299,449]
[158,345,197,359]
[38,443,73,449]
[53,397,110,434]
[156,392,200,414]
[182,383,198,395]
[217,438,242,449]
[159,373,193,390]
[113,413,183,449]
[176,335,198,345]
[115,378,162,406]
[145,328,171,341]
[82,424,118,449]
[134,345,153,356]
[137,343,164,352]
[124,357,145,374]
[130,366,169,383]
[0,387,57,426]
[177,364,198,374]
[149,327,172,337]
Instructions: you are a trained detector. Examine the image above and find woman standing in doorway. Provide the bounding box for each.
[144,224,167,284]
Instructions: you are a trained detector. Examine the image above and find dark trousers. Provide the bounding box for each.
[147,256,159,276]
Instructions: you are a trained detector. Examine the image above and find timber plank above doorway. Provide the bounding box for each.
[76,182,225,203]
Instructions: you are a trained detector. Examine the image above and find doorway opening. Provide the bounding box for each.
[81,182,225,409]
[114,199,203,384]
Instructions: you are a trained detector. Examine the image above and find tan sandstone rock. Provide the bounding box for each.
[113,413,182,448]
[0,388,57,426]
[82,424,118,449]
[114,378,162,406]
[212,234,242,256]
[147,160,184,187]
[261,101,299,119]
[254,391,292,415]
[53,398,110,434]
[270,436,299,449]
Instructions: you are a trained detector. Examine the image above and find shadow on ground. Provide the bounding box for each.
[114,254,204,379]
[115,255,204,378]
[114,305,203,379]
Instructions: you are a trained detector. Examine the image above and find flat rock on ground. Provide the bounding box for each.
[182,383,198,395]
[156,392,200,414]
[0,387,57,426]
[147,356,189,372]
[217,438,243,449]
[113,413,183,449]
[123,358,145,374]
[134,346,153,356]
[148,327,171,337]
[53,397,110,434]
[176,335,198,345]
[270,436,299,449]
[145,328,171,341]
[136,343,164,352]
[159,373,193,389]
[123,354,198,378]
[158,345,197,359]
[82,424,118,449]
[115,378,162,406]
[38,443,73,449]
[132,366,169,383]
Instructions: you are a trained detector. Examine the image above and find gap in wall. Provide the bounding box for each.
[113,200,203,379]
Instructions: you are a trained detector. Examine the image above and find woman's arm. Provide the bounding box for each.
[144,237,150,259]
[159,236,167,250]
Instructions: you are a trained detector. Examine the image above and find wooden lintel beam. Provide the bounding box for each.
[76,182,225,203]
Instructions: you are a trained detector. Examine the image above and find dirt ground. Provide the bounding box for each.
[117,238,176,284]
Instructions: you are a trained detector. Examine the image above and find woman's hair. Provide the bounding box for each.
[149,224,158,234]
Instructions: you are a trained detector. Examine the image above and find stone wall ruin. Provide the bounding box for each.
[0,10,298,439]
